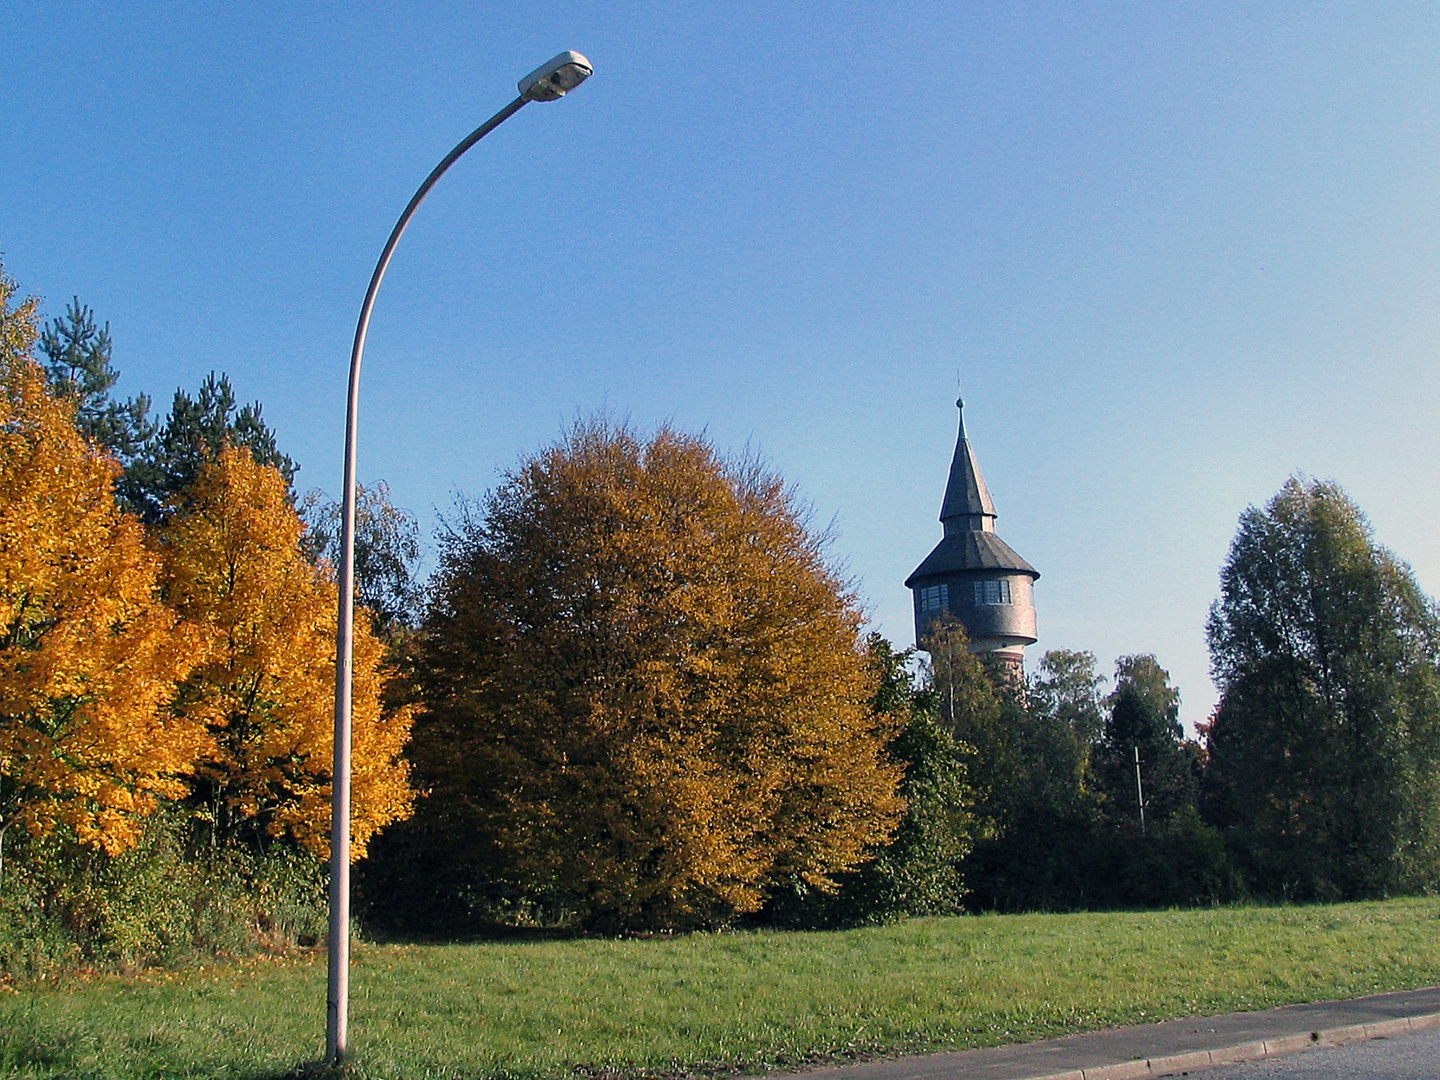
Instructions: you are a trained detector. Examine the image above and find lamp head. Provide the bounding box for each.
[519,51,593,102]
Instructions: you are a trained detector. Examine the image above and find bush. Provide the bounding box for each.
[0,807,326,978]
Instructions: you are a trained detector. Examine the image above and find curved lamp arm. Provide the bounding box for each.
[328,51,591,1064]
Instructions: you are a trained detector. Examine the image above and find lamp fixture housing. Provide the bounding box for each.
[519,51,593,101]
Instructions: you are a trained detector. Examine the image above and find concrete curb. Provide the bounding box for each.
[1067,1011,1440,1079]
[786,988,1440,1080]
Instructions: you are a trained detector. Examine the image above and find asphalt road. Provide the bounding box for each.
[1194,1025,1440,1079]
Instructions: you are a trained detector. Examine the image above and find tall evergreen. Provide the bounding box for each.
[123,372,296,523]
[39,301,295,523]
[39,299,156,465]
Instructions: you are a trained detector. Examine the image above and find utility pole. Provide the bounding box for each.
[1134,745,1146,836]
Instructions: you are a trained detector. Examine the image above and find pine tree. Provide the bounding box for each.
[126,372,297,523]
[1091,655,1199,829]
[39,298,156,462]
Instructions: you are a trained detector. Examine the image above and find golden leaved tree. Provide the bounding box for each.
[160,446,414,859]
[414,419,905,929]
[0,269,204,855]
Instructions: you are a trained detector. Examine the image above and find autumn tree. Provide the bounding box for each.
[0,267,203,857]
[1205,478,1440,899]
[766,635,975,927]
[158,446,414,860]
[407,419,904,930]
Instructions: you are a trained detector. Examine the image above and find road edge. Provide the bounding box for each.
[1033,1010,1440,1080]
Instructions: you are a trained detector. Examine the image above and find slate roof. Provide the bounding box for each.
[939,403,997,522]
[905,531,1039,586]
[907,398,1040,587]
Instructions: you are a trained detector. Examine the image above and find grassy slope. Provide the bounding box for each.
[4,899,1440,1080]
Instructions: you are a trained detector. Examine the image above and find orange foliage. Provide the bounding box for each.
[416,420,905,928]
[159,447,414,860]
[0,275,204,854]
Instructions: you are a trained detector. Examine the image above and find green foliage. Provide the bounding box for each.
[1031,648,1106,746]
[923,618,1009,821]
[1205,477,1440,900]
[39,298,157,463]
[767,636,975,928]
[962,649,1104,912]
[123,371,297,523]
[0,808,326,978]
[940,647,1232,913]
[1094,655,1202,828]
[301,480,424,633]
[34,295,295,526]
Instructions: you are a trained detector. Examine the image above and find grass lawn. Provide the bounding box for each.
[4,898,1440,1080]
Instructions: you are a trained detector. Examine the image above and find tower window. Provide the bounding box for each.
[974,578,1012,605]
[919,583,948,612]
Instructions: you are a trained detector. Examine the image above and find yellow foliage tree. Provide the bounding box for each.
[414,419,905,929]
[159,446,414,859]
[0,267,204,855]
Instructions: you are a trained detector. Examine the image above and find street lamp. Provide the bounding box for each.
[327,50,592,1064]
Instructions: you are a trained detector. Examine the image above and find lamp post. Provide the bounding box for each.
[327,50,593,1063]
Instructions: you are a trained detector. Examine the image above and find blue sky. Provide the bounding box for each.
[5,2,1439,728]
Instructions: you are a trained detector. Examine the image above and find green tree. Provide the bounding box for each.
[924,618,1010,824]
[1032,649,1106,748]
[124,372,296,523]
[301,481,423,634]
[39,299,156,463]
[768,635,974,927]
[402,419,903,931]
[1094,655,1199,828]
[1205,478,1440,899]
[952,644,1107,911]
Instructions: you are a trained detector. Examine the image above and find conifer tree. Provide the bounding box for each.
[1094,655,1199,828]
[39,298,156,462]
[35,300,292,526]
[127,372,296,523]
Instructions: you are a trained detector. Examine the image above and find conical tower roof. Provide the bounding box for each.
[904,399,1038,586]
[939,399,997,525]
